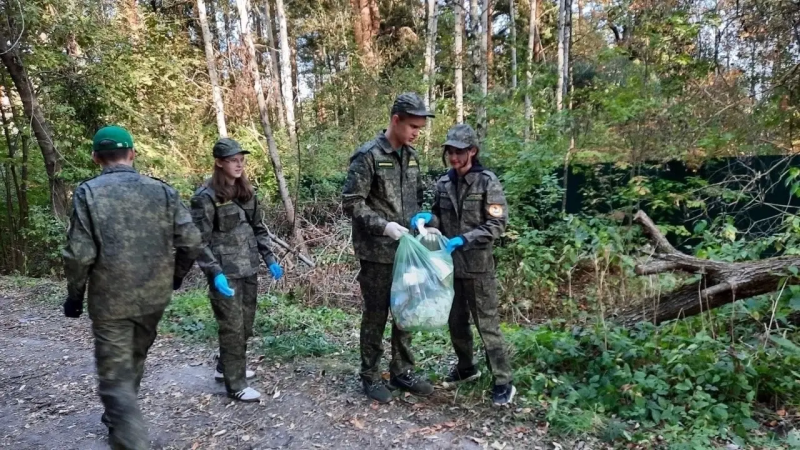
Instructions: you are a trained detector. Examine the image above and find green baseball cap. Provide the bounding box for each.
[212,138,251,158]
[92,126,134,152]
[442,123,478,149]
[391,92,435,118]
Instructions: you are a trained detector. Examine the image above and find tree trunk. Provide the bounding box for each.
[564,0,572,105]
[350,0,380,68]
[290,35,299,129]
[197,0,228,138]
[263,0,286,130]
[2,75,29,232]
[469,0,480,84]
[486,0,493,85]
[120,0,141,43]
[477,0,489,139]
[0,165,17,270]
[0,32,68,219]
[0,100,18,270]
[454,0,465,124]
[556,0,566,111]
[423,0,438,154]
[524,0,536,141]
[275,0,297,149]
[235,0,305,250]
[616,211,800,328]
[510,0,517,89]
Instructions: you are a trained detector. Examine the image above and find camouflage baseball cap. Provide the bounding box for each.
[442,123,478,149]
[390,92,435,118]
[212,138,251,158]
[92,126,134,152]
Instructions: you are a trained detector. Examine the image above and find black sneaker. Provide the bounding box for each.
[444,366,482,384]
[388,371,434,397]
[492,383,516,406]
[362,379,393,404]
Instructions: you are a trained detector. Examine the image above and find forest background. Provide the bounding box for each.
[1,0,800,447]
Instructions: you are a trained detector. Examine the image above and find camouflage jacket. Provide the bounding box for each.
[430,167,507,278]
[342,131,424,264]
[190,183,277,280]
[62,165,202,321]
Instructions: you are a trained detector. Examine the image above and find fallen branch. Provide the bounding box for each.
[268,230,315,268]
[616,211,800,327]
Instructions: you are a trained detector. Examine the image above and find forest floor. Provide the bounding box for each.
[0,277,585,450]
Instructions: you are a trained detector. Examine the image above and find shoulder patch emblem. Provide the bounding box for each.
[488,204,504,218]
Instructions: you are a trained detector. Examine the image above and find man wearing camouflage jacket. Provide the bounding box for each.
[342,92,437,403]
[63,125,202,449]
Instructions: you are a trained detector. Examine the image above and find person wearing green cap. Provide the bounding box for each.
[342,92,439,403]
[62,125,202,448]
[190,138,284,402]
[419,123,515,406]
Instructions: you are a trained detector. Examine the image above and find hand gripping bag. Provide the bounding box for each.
[390,233,455,332]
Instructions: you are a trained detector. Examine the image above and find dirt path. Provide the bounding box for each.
[0,281,559,450]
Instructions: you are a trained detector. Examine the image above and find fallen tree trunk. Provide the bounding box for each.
[616,211,800,328]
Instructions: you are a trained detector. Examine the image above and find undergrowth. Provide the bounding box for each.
[161,289,358,360]
[162,286,800,448]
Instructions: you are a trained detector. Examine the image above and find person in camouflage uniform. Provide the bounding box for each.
[62,125,202,449]
[419,123,515,406]
[191,138,284,402]
[342,92,440,404]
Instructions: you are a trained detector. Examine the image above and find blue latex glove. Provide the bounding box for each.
[213,273,235,297]
[445,236,465,254]
[269,262,284,280]
[410,212,433,229]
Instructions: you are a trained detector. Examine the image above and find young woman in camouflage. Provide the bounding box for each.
[414,123,515,406]
[190,138,284,402]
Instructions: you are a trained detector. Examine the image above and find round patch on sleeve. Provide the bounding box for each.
[488,204,504,218]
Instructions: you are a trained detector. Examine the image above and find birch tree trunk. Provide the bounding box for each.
[469,0,480,84]
[524,0,536,141]
[197,0,228,137]
[423,0,438,154]
[274,0,297,149]
[486,0,493,84]
[510,0,517,89]
[235,0,305,248]
[556,0,566,111]
[477,0,489,139]
[455,0,465,124]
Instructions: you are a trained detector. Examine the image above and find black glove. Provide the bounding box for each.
[63,296,83,318]
[173,276,184,291]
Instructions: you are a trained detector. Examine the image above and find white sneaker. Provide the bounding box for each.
[214,369,256,381]
[229,387,261,402]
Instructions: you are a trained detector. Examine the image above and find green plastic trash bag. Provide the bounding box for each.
[390,233,455,332]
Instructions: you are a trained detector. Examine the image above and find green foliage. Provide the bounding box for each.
[505,306,800,445]
[162,289,358,360]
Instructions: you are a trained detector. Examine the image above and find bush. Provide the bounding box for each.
[505,306,800,445]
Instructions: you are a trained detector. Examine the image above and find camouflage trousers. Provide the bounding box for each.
[358,261,415,382]
[449,276,513,385]
[210,275,258,393]
[92,310,164,450]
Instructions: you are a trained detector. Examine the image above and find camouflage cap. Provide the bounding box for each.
[442,123,478,149]
[390,92,435,118]
[92,126,134,152]
[212,138,251,159]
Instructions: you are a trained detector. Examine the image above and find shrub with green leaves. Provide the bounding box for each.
[505,310,800,444]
